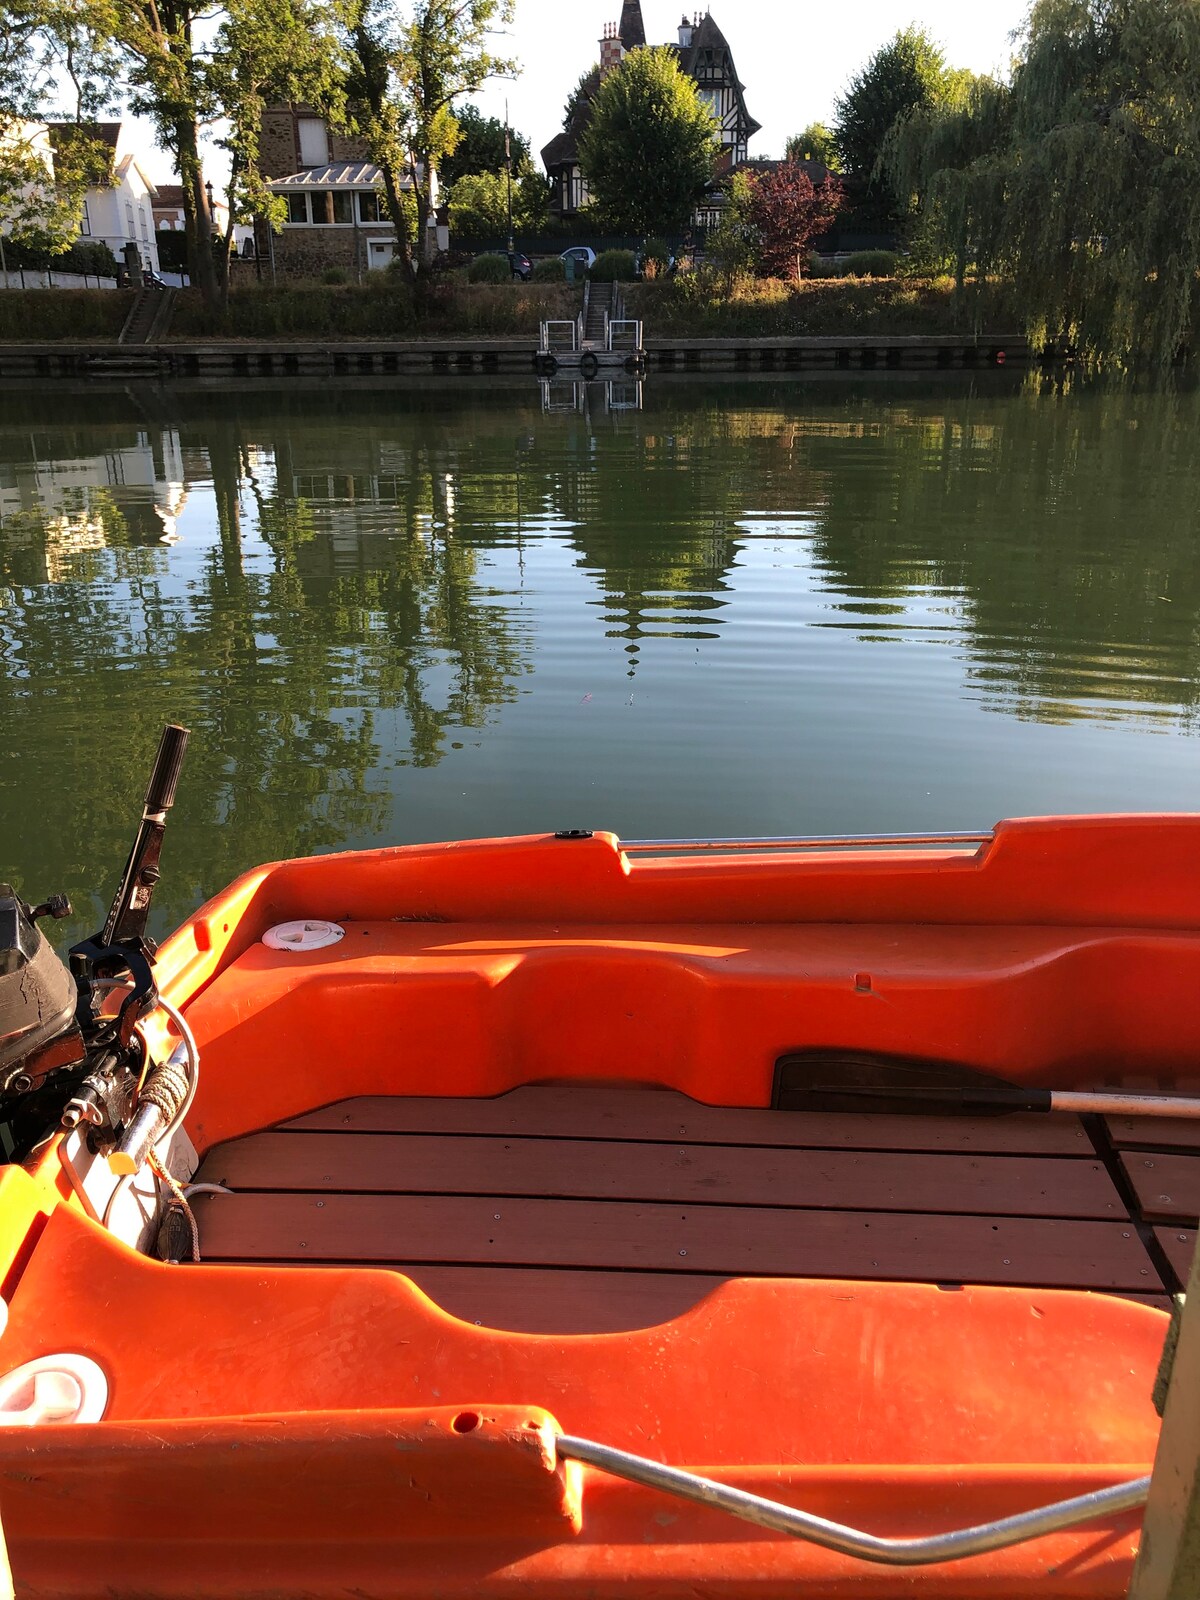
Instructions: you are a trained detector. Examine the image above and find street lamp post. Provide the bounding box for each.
[505,101,514,257]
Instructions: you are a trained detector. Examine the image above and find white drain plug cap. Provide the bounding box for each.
[0,1354,108,1425]
[263,920,345,952]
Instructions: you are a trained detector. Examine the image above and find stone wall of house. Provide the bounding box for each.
[260,105,372,179]
[268,222,396,279]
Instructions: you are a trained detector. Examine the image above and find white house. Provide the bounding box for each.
[45,122,162,275]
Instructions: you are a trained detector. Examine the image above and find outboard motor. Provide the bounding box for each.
[0,725,189,1163]
[0,891,84,1099]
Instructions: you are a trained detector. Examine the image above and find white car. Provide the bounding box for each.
[560,246,597,272]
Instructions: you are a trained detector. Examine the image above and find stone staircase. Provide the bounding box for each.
[119,284,176,345]
[583,281,618,347]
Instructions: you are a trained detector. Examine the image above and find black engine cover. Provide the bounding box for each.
[0,887,80,1083]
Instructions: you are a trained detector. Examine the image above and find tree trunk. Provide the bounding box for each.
[176,120,220,312]
[417,156,437,269]
[380,169,414,273]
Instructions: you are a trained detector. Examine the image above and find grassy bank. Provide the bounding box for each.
[0,275,1021,344]
[626,275,1020,338]
[0,289,134,342]
[167,281,579,340]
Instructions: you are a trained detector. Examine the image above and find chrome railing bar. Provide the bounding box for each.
[556,1435,1148,1567]
[619,831,993,853]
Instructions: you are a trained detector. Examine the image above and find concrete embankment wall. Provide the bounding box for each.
[0,333,1031,381]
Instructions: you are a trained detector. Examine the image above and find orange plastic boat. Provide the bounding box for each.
[0,729,1195,1596]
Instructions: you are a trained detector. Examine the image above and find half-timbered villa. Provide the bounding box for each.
[541,2,759,226]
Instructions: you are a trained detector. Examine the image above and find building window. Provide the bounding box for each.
[331,191,353,224]
[125,201,136,239]
[285,193,309,223]
[297,118,330,167]
[139,207,149,243]
[356,191,382,222]
[310,191,333,224]
[80,199,91,236]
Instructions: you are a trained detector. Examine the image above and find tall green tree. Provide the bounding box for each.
[577,47,718,236]
[343,0,515,271]
[0,5,113,271]
[886,0,1200,368]
[12,0,340,308]
[447,159,548,237]
[441,104,528,185]
[785,122,840,171]
[833,26,966,228]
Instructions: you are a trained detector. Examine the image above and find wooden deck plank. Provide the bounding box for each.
[199,1131,1124,1220]
[1154,1226,1197,1285]
[1104,1115,1200,1152]
[193,1191,1156,1290]
[282,1088,1091,1155]
[380,1266,724,1334]
[1119,1152,1200,1223]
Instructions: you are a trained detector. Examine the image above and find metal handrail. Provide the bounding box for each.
[540,319,578,355]
[556,1435,1148,1567]
[619,830,993,855]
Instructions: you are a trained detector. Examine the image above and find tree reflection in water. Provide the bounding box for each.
[1,375,1197,938]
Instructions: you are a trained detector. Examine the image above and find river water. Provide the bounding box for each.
[2,373,1198,940]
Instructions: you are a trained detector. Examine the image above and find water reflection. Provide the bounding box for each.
[1,377,1198,938]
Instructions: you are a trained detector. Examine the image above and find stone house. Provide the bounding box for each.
[255,105,440,279]
[541,1,760,227]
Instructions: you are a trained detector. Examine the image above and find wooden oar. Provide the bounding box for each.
[808,1085,1200,1119]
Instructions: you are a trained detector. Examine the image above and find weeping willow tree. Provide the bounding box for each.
[886,0,1200,369]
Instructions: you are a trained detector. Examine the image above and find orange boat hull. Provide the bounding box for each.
[1,818,1194,1595]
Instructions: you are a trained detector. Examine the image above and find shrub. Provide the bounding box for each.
[839,250,899,277]
[807,253,837,277]
[532,257,565,281]
[467,253,511,283]
[589,249,636,281]
[640,236,671,278]
[56,239,121,279]
[322,267,349,285]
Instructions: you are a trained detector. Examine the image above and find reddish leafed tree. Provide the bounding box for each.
[748,162,843,279]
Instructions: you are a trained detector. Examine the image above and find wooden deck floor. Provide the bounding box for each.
[192,1086,1195,1332]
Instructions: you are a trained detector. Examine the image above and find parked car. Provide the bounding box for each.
[508,251,532,282]
[560,246,597,273]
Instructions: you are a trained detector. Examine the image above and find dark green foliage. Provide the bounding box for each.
[578,47,718,235]
[467,252,511,282]
[56,239,121,277]
[786,123,840,170]
[589,249,636,281]
[322,267,350,285]
[884,0,1200,367]
[640,236,671,273]
[532,257,565,281]
[441,105,530,184]
[833,27,968,229]
[839,250,899,276]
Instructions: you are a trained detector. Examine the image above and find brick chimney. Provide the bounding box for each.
[599,20,625,80]
[678,14,693,46]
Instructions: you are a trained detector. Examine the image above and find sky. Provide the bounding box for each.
[471,0,1030,163]
[144,0,1031,186]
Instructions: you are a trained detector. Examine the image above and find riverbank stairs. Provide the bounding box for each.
[119,282,176,345]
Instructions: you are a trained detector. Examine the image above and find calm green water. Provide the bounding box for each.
[2,374,1199,942]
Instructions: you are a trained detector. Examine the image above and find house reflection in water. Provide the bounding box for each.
[0,424,188,580]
